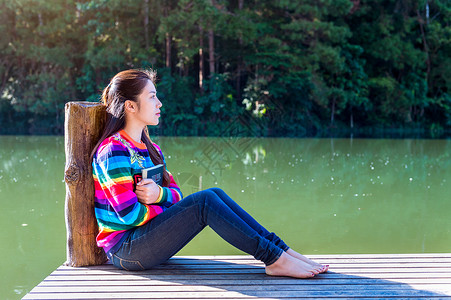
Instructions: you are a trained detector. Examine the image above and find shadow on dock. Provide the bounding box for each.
[27,256,451,299]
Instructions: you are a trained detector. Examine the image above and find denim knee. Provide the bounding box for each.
[200,189,221,213]
[183,189,218,223]
[193,189,217,201]
[209,187,224,194]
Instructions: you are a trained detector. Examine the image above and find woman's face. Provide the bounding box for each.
[134,80,162,126]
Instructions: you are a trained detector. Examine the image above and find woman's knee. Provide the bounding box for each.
[208,187,225,195]
[202,189,221,201]
[191,189,219,206]
[197,188,216,196]
[199,189,226,209]
[191,189,223,220]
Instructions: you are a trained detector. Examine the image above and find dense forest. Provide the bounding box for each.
[0,0,449,137]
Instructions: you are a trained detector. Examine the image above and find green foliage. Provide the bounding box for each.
[154,68,197,135]
[0,0,450,136]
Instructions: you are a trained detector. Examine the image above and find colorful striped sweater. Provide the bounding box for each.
[92,130,183,258]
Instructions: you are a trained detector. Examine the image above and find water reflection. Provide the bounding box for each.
[1,136,450,299]
[158,137,451,257]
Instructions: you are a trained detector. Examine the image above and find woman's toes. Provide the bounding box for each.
[320,264,329,272]
[311,267,321,275]
[311,264,321,270]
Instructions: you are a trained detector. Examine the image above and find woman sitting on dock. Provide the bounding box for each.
[91,69,329,278]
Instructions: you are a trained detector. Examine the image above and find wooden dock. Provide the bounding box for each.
[24,253,451,299]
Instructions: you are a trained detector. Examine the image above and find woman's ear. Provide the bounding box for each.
[124,100,137,113]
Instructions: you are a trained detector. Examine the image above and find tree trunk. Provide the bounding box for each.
[38,12,43,37]
[330,97,336,126]
[236,63,242,101]
[165,33,171,68]
[417,9,431,75]
[208,29,215,76]
[199,26,204,92]
[144,0,149,49]
[236,0,244,101]
[64,102,108,267]
[408,105,412,122]
[163,3,171,69]
[95,67,101,90]
[0,62,11,92]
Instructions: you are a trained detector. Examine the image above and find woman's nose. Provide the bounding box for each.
[157,98,162,108]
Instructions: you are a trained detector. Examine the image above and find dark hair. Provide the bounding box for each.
[91,69,170,187]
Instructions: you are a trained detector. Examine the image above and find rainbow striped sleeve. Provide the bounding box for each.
[153,143,183,205]
[93,138,163,251]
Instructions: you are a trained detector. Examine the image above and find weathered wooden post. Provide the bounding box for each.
[64,101,108,267]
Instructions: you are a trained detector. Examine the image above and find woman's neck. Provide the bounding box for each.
[122,123,144,144]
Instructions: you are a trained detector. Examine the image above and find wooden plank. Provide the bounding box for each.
[41,272,451,280]
[38,279,451,288]
[22,298,445,300]
[165,259,451,264]
[173,253,451,260]
[58,258,451,269]
[56,257,451,269]
[29,283,451,293]
[57,263,451,273]
[36,278,451,286]
[44,266,451,277]
[84,256,451,267]
[171,256,451,262]
[22,289,451,299]
[47,270,451,278]
[59,268,450,275]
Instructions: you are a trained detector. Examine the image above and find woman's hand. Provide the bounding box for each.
[135,178,161,205]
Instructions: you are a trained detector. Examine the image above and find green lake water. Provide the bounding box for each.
[1,135,450,299]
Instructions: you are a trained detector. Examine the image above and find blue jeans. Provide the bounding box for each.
[110,187,289,271]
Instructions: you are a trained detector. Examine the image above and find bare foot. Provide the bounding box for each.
[286,249,329,273]
[265,252,317,278]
